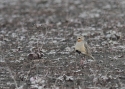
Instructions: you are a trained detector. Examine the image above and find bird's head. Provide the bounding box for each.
[77,36,84,42]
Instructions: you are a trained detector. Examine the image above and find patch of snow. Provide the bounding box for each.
[19,57,24,61]
[48,50,56,54]
[66,76,74,81]
[103,4,111,9]
[65,47,71,51]
[79,12,100,18]
[101,75,108,80]
[11,33,17,38]
[57,76,63,81]
[20,36,25,41]
[36,23,42,27]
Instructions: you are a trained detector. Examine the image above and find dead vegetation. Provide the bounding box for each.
[0,0,125,89]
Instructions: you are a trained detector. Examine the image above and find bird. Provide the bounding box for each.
[75,35,95,60]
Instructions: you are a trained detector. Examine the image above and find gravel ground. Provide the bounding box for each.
[0,0,125,89]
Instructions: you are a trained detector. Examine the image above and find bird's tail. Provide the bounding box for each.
[90,55,95,60]
[88,54,95,60]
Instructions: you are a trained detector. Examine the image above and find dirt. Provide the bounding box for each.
[0,0,125,89]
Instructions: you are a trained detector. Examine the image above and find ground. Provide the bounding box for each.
[0,0,125,89]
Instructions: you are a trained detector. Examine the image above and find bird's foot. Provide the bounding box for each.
[80,59,85,65]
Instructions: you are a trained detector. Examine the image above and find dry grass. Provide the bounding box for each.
[0,0,125,89]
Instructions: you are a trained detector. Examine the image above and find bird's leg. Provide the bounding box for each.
[83,55,86,61]
[80,55,85,65]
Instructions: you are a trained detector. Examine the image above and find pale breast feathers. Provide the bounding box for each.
[75,42,86,54]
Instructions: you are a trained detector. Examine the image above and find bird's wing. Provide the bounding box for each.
[84,42,92,55]
[84,42,95,60]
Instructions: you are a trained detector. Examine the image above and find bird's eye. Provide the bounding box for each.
[78,38,80,39]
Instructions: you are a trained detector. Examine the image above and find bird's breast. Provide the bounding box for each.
[75,42,86,54]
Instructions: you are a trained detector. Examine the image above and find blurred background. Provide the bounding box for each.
[0,0,125,89]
